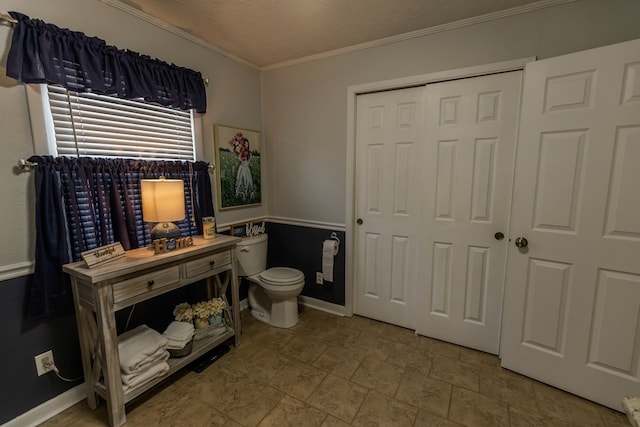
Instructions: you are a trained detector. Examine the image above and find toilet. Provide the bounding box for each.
[236,234,304,328]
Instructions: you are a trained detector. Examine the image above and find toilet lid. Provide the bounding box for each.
[259,267,304,286]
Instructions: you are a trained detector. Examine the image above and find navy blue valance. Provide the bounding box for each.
[6,11,207,113]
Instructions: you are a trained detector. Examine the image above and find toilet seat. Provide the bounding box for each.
[258,267,304,286]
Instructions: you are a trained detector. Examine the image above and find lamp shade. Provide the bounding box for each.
[141,178,185,222]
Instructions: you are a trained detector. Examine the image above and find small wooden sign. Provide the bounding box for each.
[230,220,266,238]
[81,242,125,268]
[152,236,194,254]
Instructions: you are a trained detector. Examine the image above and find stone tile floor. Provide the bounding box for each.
[40,307,631,426]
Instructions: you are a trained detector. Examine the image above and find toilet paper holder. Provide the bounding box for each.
[324,232,340,255]
[330,232,340,244]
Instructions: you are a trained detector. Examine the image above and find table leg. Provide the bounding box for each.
[95,284,126,427]
[231,250,241,346]
[70,279,99,409]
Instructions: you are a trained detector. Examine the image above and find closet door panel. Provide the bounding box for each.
[418,71,523,354]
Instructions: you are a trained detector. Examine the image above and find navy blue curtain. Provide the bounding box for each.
[26,156,214,320]
[6,11,207,113]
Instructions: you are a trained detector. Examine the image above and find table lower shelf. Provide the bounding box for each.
[93,327,235,404]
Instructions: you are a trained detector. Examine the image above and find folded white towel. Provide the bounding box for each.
[122,361,170,393]
[121,351,169,385]
[124,348,170,376]
[163,321,195,342]
[118,325,168,374]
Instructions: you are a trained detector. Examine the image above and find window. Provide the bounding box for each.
[24,83,210,258]
[27,84,203,160]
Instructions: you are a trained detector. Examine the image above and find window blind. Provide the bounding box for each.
[47,85,196,161]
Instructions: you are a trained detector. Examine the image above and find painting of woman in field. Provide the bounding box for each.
[214,125,261,210]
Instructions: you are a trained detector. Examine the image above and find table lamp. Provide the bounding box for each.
[141,177,185,240]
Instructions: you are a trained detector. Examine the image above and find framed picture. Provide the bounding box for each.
[214,124,262,210]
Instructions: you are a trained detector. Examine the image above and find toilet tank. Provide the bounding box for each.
[236,233,268,276]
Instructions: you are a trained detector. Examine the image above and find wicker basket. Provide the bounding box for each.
[168,338,193,358]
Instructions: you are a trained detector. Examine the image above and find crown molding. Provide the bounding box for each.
[101,0,575,71]
[262,0,575,70]
[97,0,259,70]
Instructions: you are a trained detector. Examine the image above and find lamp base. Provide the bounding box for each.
[150,222,181,240]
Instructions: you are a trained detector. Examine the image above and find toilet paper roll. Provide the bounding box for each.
[322,240,338,282]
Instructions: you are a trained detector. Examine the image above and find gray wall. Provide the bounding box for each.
[261,0,640,225]
[0,0,263,423]
[0,0,266,276]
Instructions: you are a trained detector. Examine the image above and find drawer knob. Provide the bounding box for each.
[147,280,155,288]
[209,260,215,267]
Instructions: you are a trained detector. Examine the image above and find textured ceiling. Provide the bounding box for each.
[109,0,549,68]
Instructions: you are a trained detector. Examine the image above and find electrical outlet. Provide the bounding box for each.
[316,272,323,285]
[35,350,55,376]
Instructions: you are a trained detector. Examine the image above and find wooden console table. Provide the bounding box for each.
[63,235,241,427]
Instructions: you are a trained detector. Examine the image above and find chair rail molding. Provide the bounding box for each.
[0,261,34,282]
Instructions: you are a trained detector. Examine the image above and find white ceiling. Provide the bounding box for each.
[106,0,554,68]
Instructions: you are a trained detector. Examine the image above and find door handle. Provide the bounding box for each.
[494,232,504,241]
[356,218,363,225]
[514,237,528,248]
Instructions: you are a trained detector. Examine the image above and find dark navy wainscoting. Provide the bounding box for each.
[0,273,213,424]
[0,274,83,424]
[265,222,345,306]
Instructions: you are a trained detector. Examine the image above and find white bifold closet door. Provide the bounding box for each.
[354,71,522,351]
[416,71,523,354]
[500,38,640,411]
[354,87,424,329]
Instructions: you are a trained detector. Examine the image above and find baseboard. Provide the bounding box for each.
[3,383,86,427]
[242,295,345,317]
[298,295,346,316]
[239,296,347,331]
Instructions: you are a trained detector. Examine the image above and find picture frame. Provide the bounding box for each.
[214,124,262,210]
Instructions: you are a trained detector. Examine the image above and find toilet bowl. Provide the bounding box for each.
[236,234,304,328]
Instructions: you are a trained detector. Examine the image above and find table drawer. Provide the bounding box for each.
[112,266,180,304]
[185,250,231,278]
